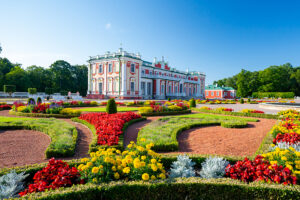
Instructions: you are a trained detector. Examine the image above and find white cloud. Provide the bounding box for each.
[105,23,111,30]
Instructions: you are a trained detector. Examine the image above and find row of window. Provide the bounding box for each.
[94,63,137,74]
[205,91,235,97]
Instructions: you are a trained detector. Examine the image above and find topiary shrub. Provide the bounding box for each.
[28,88,37,95]
[247,98,251,103]
[169,154,196,178]
[199,156,229,179]
[168,97,171,101]
[37,97,42,104]
[27,98,35,105]
[106,98,117,114]
[239,98,244,104]
[0,170,28,199]
[189,98,196,108]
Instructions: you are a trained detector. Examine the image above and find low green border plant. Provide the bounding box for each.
[140,109,191,116]
[71,117,147,153]
[0,116,77,158]
[9,110,80,118]
[193,108,279,119]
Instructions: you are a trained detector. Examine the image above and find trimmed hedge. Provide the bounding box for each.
[193,108,279,119]
[9,110,80,118]
[141,109,191,116]
[71,117,147,153]
[252,92,295,98]
[106,98,117,114]
[9,178,300,200]
[0,116,78,158]
[28,88,37,95]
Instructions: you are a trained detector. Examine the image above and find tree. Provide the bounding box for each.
[72,64,88,96]
[0,57,16,90]
[49,60,74,93]
[236,69,251,97]
[5,66,30,92]
[26,65,48,92]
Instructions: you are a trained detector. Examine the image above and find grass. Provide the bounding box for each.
[0,116,77,158]
[78,107,139,112]
[137,114,259,151]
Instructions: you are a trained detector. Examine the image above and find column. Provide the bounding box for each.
[121,61,126,95]
[87,63,91,94]
[156,79,160,97]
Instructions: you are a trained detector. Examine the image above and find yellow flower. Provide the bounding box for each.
[90,152,96,157]
[91,157,97,162]
[117,165,122,170]
[87,162,93,167]
[92,178,98,183]
[92,167,99,174]
[137,146,145,151]
[81,158,89,162]
[123,167,130,174]
[112,166,117,171]
[142,173,149,181]
[270,161,278,165]
[294,171,300,175]
[140,138,146,142]
[114,172,120,179]
[151,175,156,180]
[116,150,121,154]
[127,144,133,149]
[286,164,293,170]
[281,156,288,161]
[77,164,84,170]
[141,156,146,160]
[159,173,166,179]
[151,159,157,164]
[151,164,158,172]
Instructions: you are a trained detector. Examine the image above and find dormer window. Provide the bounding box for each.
[130,64,135,73]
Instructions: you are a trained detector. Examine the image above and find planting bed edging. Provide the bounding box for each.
[140,110,191,116]
[9,110,80,118]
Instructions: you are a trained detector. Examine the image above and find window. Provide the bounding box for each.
[130,64,135,73]
[142,70,145,75]
[130,82,135,92]
[141,82,145,95]
[99,65,103,73]
[161,85,164,94]
[108,64,112,73]
[180,84,183,93]
[150,71,153,75]
[113,79,116,92]
[98,83,103,94]
[194,86,196,94]
[147,82,151,95]
[108,79,112,92]
[175,86,178,93]
[210,91,213,96]
[206,91,208,96]
[169,85,172,94]
[217,91,219,96]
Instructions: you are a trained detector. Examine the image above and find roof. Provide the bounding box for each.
[205,85,235,91]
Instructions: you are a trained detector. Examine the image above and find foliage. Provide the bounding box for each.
[0,170,28,199]
[37,97,42,104]
[239,98,244,104]
[19,158,82,197]
[240,109,265,114]
[3,85,16,94]
[59,108,82,115]
[45,87,52,95]
[27,98,35,105]
[189,98,196,108]
[79,112,141,146]
[0,116,77,157]
[79,107,138,112]
[270,142,300,152]
[60,90,68,96]
[169,155,195,178]
[252,92,295,98]
[28,88,37,95]
[199,156,229,179]
[225,155,297,185]
[78,141,166,184]
[106,98,117,114]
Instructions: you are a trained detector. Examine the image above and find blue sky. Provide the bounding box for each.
[1,0,300,84]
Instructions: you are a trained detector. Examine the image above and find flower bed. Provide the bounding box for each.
[10,102,81,118]
[56,100,98,107]
[0,104,12,111]
[78,112,141,147]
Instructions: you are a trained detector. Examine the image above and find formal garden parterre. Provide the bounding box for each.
[0,98,300,199]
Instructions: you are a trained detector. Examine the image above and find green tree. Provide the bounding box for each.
[5,66,30,91]
[49,60,74,93]
[26,65,48,92]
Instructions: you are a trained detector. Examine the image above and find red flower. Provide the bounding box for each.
[273,132,300,144]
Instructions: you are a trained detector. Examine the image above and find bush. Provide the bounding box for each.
[37,97,42,104]
[169,155,195,178]
[138,107,154,114]
[199,156,229,179]
[59,108,82,116]
[0,170,28,199]
[189,98,196,108]
[239,98,244,104]
[106,98,117,114]
[4,85,16,94]
[252,92,295,98]
[167,97,171,101]
[28,88,37,95]
[27,98,35,105]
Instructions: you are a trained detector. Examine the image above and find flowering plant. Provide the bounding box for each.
[78,140,166,183]
[19,158,82,196]
[0,104,12,110]
[79,112,141,145]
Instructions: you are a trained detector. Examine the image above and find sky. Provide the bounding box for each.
[1,0,300,84]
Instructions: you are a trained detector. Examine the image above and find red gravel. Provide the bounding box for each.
[173,118,277,156]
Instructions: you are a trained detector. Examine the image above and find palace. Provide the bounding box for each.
[87,48,206,99]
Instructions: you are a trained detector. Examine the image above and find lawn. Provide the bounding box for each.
[137,114,258,151]
[78,107,139,112]
[0,116,77,157]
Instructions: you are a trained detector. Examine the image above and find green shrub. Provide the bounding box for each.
[168,97,171,101]
[28,88,37,95]
[3,85,16,94]
[239,98,244,104]
[27,98,35,105]
[9,110,80,118]
[247,98,251,103]
[189,98,196,108]
[252,92,295,99]
[106,98,117,114]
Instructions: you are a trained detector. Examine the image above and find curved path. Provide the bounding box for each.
[167,118,277,156]
[123,116,161,147]
[0,110,93,168]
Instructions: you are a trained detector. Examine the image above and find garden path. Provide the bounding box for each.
[123,116,161,147]
[0,110,93,168]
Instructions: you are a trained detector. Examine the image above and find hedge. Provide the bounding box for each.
[193,108,279,119]
[9,178,300,200]
[0,116,78,158]
[28,88,37,95]
[141,109,191,116]
[9,110,80,118]
[252,92,295,98]
[71,117,147,153]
